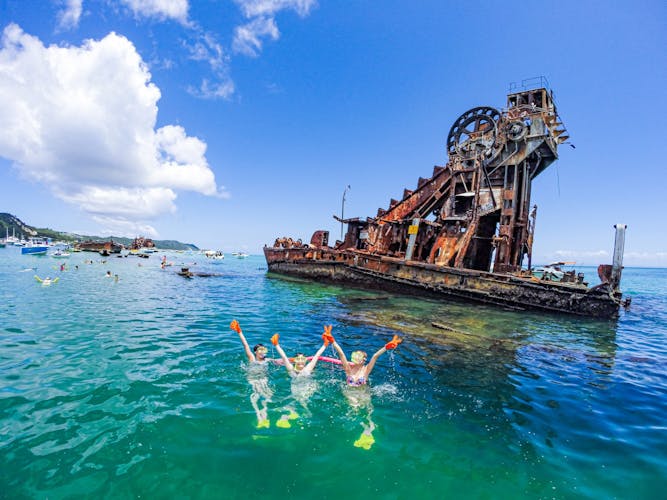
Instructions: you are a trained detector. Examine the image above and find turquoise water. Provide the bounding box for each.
[1,247,665,498]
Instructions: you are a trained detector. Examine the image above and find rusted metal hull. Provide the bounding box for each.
[265,83,624,318]
[264,246,620,318]
[75,240,123,253]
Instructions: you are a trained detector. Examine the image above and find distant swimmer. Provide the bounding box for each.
[177,267,193,277]
[34,275,59,286]
[105,271,112,278]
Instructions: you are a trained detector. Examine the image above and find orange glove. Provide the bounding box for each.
[230,319,241,334]
[322,325,335,345]
[385,335,402,350]
[271,333,279,346]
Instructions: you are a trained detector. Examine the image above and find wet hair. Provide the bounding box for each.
[253,343,266,353]
[351,350,367,364]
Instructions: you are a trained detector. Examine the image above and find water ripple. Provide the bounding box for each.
[0,253,665,497]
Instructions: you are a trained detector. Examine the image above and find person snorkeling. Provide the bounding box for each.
[270,331,330,428]
[230,319,274,429]
[271,332,329,377]
[326,325,403,449]
[328,326,402,387]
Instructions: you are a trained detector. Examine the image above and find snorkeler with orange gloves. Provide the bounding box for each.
[230,319,274,429]
[271,332,329,377]
[327,325,403,449]
[271,332,330,428]
[229,319,403,441]
[328,326,402,387]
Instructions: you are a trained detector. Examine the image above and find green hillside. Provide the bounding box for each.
[0,213,199,250]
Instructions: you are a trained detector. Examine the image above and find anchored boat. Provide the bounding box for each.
[21,238,49,255]
[264,80,627,318]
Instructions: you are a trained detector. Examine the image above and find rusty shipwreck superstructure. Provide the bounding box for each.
[265,81,626,318]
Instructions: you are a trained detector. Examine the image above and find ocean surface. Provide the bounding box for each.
[0,247,665,499]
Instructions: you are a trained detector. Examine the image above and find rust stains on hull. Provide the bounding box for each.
[265,80,625,318]
[264,246,620,318]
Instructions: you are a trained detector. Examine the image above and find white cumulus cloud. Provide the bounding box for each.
[0,24,225,236]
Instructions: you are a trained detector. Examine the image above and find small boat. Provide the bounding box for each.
[204,250,224,260]
[232,252,249,258]
[530,262,583,284]
[5,228,22,245]
[22,238,48,255]
[51,250,71,258]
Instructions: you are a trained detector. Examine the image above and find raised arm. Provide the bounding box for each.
[301,341,328,376]
[331,341,351,375]
[272,334,295,375]
[230,319,255,362]
[366,335,402,377]
[322,324,350,374]
[364,347,386,377]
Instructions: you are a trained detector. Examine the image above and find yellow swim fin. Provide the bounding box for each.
[353,433,375,450]
[276,418,291,428]
[256,418,270,429]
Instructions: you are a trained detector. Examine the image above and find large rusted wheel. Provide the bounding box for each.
[446,106,501,159]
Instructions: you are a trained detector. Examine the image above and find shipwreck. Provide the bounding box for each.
[264,80,627,318]
[75,239,123,254]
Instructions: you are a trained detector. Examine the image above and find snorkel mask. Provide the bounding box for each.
[351,351,366,364]
[293,354,307,371]
[253,344,268,358]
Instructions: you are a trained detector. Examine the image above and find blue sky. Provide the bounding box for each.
[0,0,665,266]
